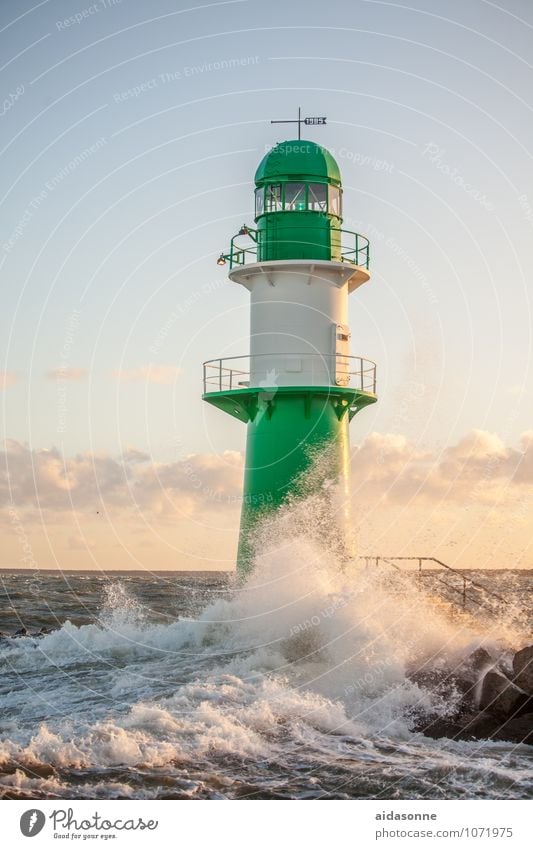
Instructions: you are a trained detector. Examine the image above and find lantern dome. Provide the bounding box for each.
[255,140,341,186]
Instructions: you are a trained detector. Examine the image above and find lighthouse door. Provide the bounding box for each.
[334,323,351,386]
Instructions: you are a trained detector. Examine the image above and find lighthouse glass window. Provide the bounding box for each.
[266,184,282,212]
[308,183,327,212]
[255,188,264,216]
[328,185,342,216]
[284,182,306,211]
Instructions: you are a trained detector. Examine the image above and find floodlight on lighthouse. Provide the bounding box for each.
[216,254,226,266]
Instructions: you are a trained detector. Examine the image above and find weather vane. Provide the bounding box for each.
[271,106,326,140]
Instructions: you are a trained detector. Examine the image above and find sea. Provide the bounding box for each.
[0,534,532,800]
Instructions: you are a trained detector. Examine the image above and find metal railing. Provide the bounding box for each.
[334,230,370,268]
[362,556,507,613]
[203,353,377,394]
[220,227,370,270]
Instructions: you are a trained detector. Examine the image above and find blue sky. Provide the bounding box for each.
[1,0,532,569]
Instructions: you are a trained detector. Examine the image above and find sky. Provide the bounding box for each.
[0,0,532,570]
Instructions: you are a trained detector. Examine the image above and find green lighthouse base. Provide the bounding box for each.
[202,385,377,575]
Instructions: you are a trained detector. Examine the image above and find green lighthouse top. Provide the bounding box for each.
[255,140,341,187]
[216,134,370,270]
[251,139,345,260]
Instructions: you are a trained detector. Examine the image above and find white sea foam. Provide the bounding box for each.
[0,492,529,798]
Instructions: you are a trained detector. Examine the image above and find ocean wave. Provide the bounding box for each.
[0,499,529,799]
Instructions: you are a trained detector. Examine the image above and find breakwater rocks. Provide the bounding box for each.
[411,645,533,745]
[0,627,52,640]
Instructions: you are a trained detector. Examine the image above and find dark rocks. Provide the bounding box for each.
[456,712,503,741]
[479,670,532,719]
[459,712,533,745]
[415,710,533,745]
[408,647,495,714]
[414,716,467,740]
[411,644,533,746]
[467,647,493,672]
[495,713,533,745]
[512,645,533,695]
[0,626,52,640]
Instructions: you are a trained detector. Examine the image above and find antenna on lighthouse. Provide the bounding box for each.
[270,106,327,140]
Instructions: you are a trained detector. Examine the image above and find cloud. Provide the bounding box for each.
[1,432,531,569]
[0,440,243,520]
[45,367,88,381]
[112,365,182,384]
[0,371,20,388]
[514,431,533,484]
[120,448,150,465]
[2,431,533,521]
[352,429,531,503]
[1,430,532,528]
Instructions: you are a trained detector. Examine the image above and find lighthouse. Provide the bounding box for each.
[203,122,377,574]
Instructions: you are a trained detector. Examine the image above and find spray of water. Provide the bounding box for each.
[0,463,529,798]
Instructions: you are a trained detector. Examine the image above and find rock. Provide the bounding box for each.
[449,676,478,711]
[13,627,28,637]
[512,645,533,695]
[409,653,533,746]
[414,716,467,740]
[456,712,502,741]
[466,647,494,672]
[494,713,533,745]
[408,668,448,689]
[457,712,533,745]
[408,666,477,713]
[416,709,533,745]
[479,670,532,719]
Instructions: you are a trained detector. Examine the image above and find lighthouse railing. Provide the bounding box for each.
[337,231,370,268]
[223,228,370,269]
[203,353,377,394]
[363,556,509,616]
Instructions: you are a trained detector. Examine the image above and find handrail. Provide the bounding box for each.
[219,226,370,270]
[362,555,508,611]
[203,353,377,394]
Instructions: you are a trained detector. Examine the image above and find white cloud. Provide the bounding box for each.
[1,430,532,527]
[120,448,150,464]
[352,430,530,504]
[1,432,531,570]
[0,440,243,519]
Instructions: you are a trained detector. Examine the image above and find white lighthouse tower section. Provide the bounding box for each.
[230,259,370,389]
